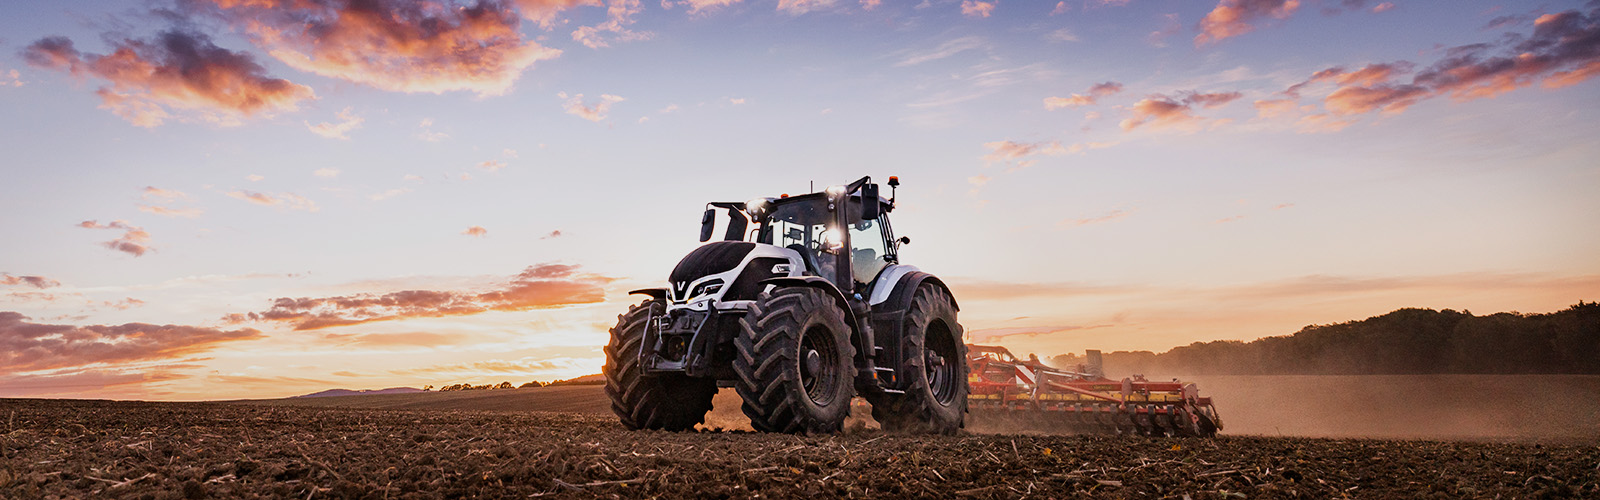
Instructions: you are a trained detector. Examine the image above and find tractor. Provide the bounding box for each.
[604,176,967,434]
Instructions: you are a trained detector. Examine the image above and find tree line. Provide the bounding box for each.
[1049,302,1599,376]
[426,376,605,392]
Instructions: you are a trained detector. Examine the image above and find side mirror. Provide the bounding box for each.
[700,208,716,242]
[898,236,911,245]
[861,183,880,220]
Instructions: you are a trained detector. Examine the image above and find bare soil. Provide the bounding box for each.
[3,398,1597,499]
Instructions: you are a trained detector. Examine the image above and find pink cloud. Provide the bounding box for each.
[1195,0,1301,46]
[668,0,744,15]
[1280,7,1600,117]
[776,0,838,15]
[514,0,602,28]
[0,311,260,374]
[77,220,152,257]
[981,140,1069,167]
[194,0,561,96]
[961,1,995,18]
[559,92,625,121]
[306,107,364,140]
[0,274,61,289]
[227,190,319,211]
[21,30,314,127]
[572,0,651,49]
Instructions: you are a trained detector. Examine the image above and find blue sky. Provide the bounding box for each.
[1,0,1596,399]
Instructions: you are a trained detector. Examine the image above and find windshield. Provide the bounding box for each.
[758,197,839,281]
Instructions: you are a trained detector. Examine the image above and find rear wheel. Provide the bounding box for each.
[867,283,967,434]
[733,287,856,433]
[603,299,716,431]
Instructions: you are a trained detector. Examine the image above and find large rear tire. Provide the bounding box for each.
[733,287,856,433]
[603,299,717,431]
[867,283,967,434]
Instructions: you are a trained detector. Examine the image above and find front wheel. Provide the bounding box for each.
[603,299,717,431]
[867,283,967,434]
[733,287,856,433]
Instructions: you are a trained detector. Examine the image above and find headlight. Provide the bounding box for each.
[690,279,725,298]
[745,198,770,218]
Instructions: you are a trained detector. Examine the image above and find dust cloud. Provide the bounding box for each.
[702,376,1600,442]
[1188,374,1600,442]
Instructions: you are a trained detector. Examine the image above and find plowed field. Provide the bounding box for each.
[2,398,1596,499]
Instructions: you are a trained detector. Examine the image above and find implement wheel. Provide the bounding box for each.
[734,287,857,433]
[867,283,968,434]
[603,299,716,431]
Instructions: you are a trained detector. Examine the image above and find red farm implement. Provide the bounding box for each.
[966,345,1223,437]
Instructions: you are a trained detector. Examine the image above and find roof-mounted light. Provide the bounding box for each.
[745,197,772,218]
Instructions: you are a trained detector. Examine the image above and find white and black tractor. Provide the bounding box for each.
[604,176,967,434]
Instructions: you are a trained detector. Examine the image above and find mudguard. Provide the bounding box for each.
[628,288,669,301]
[757,276,871,373]
[867,271,958,389]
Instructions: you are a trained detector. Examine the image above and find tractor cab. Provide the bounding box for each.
[700,176,900,297]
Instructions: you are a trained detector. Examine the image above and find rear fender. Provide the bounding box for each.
[867,271,960,388]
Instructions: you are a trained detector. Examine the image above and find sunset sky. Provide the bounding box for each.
[2,0,1596,400]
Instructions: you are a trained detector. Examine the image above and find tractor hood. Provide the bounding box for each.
[667,241,803,304]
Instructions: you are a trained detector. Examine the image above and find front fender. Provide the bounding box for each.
[758,276,865,352]
[628,288,669,301]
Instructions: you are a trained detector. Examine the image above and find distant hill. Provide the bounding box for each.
[291,387,425,398]
[1051,301,1600,376]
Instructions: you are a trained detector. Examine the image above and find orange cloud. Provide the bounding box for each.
[1,274,60,289]
[320,331,469,347]
[1120,98,1195,131]
[1120,90,1242,131]
[239,263,612,330]
[463,226,489,237]
[961,1,995,18]
[1195,0,1301,46]
[0,311,260,374]
[21,30,314,127]
[77,220,152,257]
[196,0,560,96]
[1044,82,1121,109]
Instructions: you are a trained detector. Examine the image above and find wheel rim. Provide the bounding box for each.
[924,319,959,405]
[799,324,840,406]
